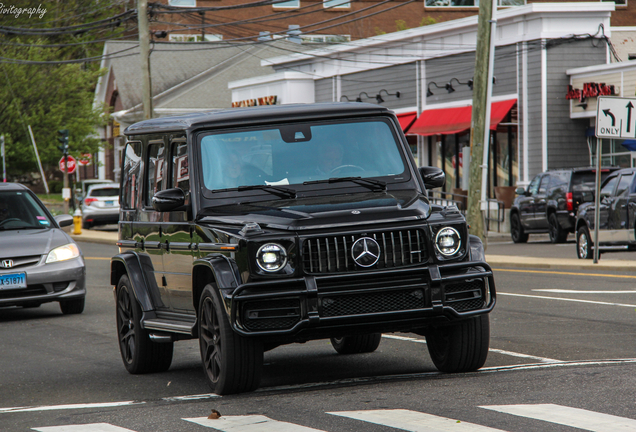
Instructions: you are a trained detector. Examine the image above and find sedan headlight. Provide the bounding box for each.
[46,243,81,264]
[256,243,287,272]
[435,227,461,256]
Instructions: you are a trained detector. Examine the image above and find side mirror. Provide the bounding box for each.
[515,187,526,195]
[54,214,74,228]
[418,166,445,189]
[152,187,186,212]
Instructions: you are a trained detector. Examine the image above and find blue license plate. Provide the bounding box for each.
[0,273,26,290]
[105,200,114,206]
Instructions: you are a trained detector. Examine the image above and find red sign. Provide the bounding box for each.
[78,153,92,166]
[59,155,77,174]
[566,82,617,103]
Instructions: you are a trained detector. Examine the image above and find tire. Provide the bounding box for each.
[426,315,490,373]
[198,284,263,395]
[82,221,91,230]
[548,213,568,244]
[116,275,173,374]
[576,225,594,260]
[60,297,85,315]
[330,333,382,354]
[510,213,529,243]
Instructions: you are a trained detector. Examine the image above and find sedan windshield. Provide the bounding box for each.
[199,119,407,192]
[0,190,53,230]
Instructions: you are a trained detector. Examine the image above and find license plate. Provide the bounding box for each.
[0,273,26,290]
[106,200,114,206]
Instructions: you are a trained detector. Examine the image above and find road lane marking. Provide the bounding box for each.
[481,404,636,431]
[534,289,636,293]
[329,409,508,431]
[493,268,636,279]
[33,424,135,432]
[498,292,636,308]
[382,334,560,362]
[0,401,143,414]
[184,415,324,431]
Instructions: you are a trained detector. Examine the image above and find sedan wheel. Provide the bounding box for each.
[330,333,382,354]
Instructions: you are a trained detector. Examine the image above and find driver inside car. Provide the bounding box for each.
[316,142,344,177]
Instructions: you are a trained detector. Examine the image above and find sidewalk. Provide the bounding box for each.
[71,228,636,273]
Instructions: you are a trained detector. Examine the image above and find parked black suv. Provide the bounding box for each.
[575,168,636,259]
[510,167,617,244]
[111,103,496,395]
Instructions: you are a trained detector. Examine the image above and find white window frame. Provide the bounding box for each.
[169,34,223,42]
[274,0,300,8]
[324,0,350,9]
[168,0,196,7]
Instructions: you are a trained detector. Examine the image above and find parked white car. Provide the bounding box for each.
[81,183,120,229]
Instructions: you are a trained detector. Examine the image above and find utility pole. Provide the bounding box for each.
[138,0,153,119]
[466,0,496,247]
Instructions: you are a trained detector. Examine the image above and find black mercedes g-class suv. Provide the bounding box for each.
[111,103,496,395]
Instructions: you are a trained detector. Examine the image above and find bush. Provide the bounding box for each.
[48,180,63,193]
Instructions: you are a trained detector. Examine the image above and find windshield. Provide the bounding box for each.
[0,190,53,230]
[199,119,407,192]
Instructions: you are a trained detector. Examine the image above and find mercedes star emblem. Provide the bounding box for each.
[351,237,381,267]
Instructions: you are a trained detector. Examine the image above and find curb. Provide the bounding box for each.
[486,254,636,273]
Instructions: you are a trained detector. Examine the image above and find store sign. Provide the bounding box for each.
[231,95,277,108]
[566,82,618,103]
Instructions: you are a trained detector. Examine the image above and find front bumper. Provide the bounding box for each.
[0,256,86,307]
[228,261,495,339]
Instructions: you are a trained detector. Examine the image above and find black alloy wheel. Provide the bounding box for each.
[576,225,594,259]
[426,315,490,373]
[116,275,173,374]
[548,213,568,243]
[510,213,529,243]
[198,284,263,395]
[330,333,382,354]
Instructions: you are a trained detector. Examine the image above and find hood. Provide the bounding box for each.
[0,228,72,258]
[197,190,431,231]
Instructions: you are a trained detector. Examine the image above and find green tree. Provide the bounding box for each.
[0,0,134,183]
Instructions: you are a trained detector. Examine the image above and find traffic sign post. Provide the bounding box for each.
[596,96,636,139]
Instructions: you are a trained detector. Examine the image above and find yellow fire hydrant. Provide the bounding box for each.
[73,208,82,235]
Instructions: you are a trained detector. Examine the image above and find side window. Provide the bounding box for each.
[121,142,141,210]
[548,172,568,195]
[616,174,633,197]
[538,175,549,194]
[146,142,166,207]
[171,141,190,195]
[600,176,618,198]
[527,175,541,195]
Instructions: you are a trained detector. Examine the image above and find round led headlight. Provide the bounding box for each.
[256,243,288,272]
[435,227,461,256]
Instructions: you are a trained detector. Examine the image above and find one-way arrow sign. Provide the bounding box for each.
[596,96,636,139]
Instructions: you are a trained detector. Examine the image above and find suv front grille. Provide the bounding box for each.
[0,254,41,270]
[303,229,427,274]
[321,288,425,317]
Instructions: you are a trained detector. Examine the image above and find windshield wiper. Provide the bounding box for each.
[304,177,387,191]
[0,225,44,231]
[236,184,297,199]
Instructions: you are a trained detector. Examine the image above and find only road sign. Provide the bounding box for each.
[596,96,636,139]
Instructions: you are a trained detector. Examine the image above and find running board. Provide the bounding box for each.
[143,318,196,335]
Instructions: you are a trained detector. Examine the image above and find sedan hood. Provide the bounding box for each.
[0,228,72,258]
[197,190,431,231]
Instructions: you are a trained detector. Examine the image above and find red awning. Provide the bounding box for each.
[409,99,517,136]
[397,111,417,133]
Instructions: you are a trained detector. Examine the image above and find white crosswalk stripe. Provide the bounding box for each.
[329,409,507,431]
[32,424,135,432]
[481,404,636,431]
[28,404,636,432]
[183,415,325,431]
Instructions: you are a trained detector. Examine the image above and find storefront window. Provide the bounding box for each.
[589,136,635,168]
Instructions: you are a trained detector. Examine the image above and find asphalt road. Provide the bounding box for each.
[1,240,636,431]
